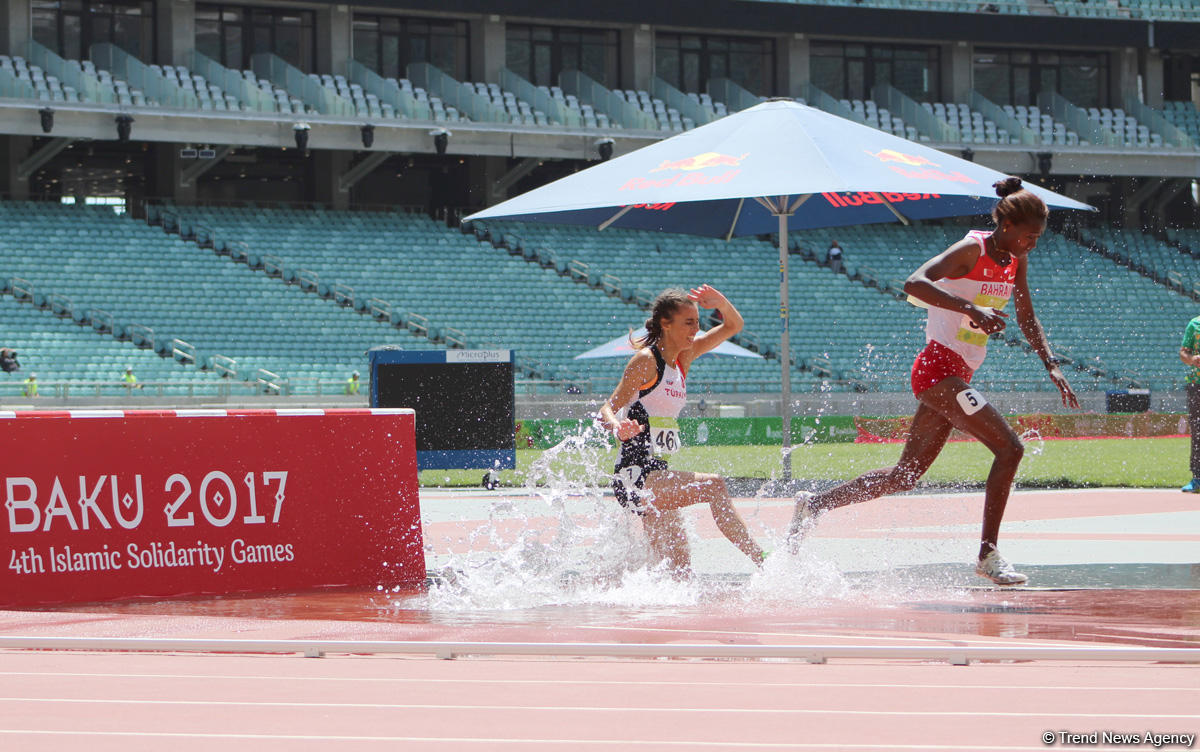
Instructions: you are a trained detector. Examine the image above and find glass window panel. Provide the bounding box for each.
[32,7,58,50]
[409,37,428,65]
[274,25,300,68]
[507,37,531,80]
[382,34,400,79]
[708,52,727,82]
[63,14,81,59]
[112,14,142,56]
[581,44,606,84]
[353,27,378,70]
[533,43,551,86]
[847,59,865,101]
[730,50,763,94]
[974,62,1009,104]
[1013,67,1031,105]
[682,50,700,94]
[657,45,680,89]
[196,18,221,60]
[811,56,845,99]
[561,45,579,74]
[224,23,242,69]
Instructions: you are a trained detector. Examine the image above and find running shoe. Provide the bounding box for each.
[975,549,1028,585]
[785,492,816,554]
[1181,479,1200,493]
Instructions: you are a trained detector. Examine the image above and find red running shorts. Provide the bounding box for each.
[911,340,975,397]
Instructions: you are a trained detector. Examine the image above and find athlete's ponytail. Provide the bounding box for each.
[633,288,691,349]
[991,176,1048,228]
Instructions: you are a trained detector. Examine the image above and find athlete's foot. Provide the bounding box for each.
[975,549,1028,586]
[1182,478,1200,493]
[786,492,817,554]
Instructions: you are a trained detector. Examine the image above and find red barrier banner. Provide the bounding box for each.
[1,408,423,607]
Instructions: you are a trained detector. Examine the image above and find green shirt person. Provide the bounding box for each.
[345,371,361,396]
[123,368,139,389]
[22,374,38,398]
[1178,315,1200,492]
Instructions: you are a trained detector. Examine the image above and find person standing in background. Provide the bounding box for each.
[123,367,143,390]
[23,373,38,398]
[827,240,844,274]
[1178,314,1200,492]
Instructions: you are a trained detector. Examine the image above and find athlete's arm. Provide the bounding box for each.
[904,239,1008,335]
[1181,347,1200,368]
[684,284,743,366]
[599,350,657,440]
[1013,262,1079,408]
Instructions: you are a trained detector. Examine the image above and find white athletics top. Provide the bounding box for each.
[923,229,1020,371]
[617,346,688,455]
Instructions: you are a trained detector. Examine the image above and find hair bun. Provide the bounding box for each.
[993,176,1023,198]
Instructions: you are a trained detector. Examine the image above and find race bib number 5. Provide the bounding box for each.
[648,417,681,455]
[956,388,988,416]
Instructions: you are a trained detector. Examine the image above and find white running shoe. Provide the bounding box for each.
[975,549,1028,585]
[785,492,817,554]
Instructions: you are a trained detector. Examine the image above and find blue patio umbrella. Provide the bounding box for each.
[465,99,1093,478]
[575,329,765,360]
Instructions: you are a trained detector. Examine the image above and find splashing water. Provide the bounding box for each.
[417,423,970,616]
[1020,427,1045,457]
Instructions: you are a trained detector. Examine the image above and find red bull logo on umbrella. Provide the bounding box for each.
[620,152,747,192]
[865,149,978,184]
[822,191,942,209]
[651,152,748,172]
[865,149,940,167]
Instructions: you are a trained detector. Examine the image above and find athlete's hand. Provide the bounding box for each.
[688,284,728,309]
[613,419,644,441]
[1048,366,1080,409]
[969,306,1008,335]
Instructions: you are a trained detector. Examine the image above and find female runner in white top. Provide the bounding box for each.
[599,284,766,575]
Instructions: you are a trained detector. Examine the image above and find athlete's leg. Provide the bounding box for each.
[643,470,764,563]
[809,402,954,513]
[915,377,1024,558]
[641,507,691,575]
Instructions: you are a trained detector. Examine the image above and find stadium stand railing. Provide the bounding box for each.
[560,69,658,130]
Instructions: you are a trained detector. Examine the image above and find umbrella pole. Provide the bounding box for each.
[777,210,792,483]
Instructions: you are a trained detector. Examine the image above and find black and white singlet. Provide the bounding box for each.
[611,346,687,513]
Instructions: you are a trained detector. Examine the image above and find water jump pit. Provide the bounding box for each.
[2,415,1198,751]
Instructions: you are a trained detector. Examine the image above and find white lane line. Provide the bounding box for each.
[0,698,1195,719]
[1,671,1192,693]
[571,625,1081,647]
[0,731,1057,749]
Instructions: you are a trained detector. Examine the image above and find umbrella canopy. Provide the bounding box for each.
[575,329,765,360]
[465,99,1093,479]
[466,99,1092,236]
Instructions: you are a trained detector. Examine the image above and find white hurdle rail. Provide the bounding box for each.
[1,637,1198,665]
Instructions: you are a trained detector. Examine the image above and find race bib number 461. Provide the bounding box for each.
[648,417,681,455]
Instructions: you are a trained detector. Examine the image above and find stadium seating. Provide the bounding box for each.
[4,198,1196,395]
[0,201,447,392]
[159,204,657,390]
[1163,101,1200,144]
[743,0,1199,21]
[0,288,206,393]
